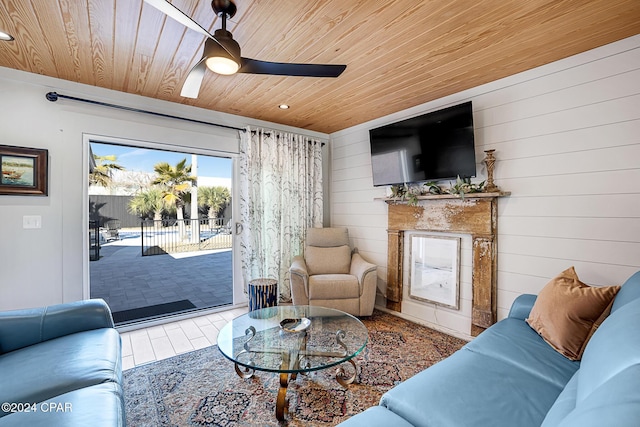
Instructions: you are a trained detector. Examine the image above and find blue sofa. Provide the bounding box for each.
[0,299,124,426]
[339,271,640,427]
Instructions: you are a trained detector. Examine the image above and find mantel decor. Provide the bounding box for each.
[389,177,487,206]
[0,145,48,196]
[382,191,510,336]
[483,149,499,192]
[388,150,502,205]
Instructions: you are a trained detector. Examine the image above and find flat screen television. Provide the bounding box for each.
[369,101,476,186]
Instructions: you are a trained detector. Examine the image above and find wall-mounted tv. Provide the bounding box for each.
[369,101,476,186]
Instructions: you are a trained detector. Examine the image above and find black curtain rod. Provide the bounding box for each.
[250,129,325,146]
[45,92,245,133]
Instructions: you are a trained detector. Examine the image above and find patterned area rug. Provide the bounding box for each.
[124,310,467,426]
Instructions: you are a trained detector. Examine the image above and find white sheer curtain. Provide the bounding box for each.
[238,126,323,301]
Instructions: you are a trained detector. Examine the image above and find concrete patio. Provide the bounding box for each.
[90,230,233,324]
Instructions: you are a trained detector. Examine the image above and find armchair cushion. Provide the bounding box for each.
[305,245,351,275]
[309,275,360,300]
[307,227,350,247]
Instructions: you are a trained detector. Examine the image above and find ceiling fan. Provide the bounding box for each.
[143,0,347,98]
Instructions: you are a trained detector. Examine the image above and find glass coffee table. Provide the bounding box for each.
[217,305,368,421]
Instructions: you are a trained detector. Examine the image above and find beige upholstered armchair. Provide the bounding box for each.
[290,227,378,316]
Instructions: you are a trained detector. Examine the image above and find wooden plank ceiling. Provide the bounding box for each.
[0,0,639,134]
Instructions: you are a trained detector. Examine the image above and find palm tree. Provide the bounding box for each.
[89,154,124,188]
[128,187,167,221]
[152,159,196,239]
[198,185,231,224]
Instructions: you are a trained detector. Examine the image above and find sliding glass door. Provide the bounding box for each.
[87,139,235,325]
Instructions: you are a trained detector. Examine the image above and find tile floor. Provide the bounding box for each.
[120,306,249,370]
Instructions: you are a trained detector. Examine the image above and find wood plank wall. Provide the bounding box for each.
[328,35,640,339]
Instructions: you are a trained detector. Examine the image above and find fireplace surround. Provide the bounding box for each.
[384,192,509,336]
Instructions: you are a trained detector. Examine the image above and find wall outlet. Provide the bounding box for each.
[23,215,42,229]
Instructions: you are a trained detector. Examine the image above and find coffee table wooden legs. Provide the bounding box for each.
[276,372,290,420]
[276,350,302,421]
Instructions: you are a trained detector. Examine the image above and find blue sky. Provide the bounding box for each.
[90,142,232,178]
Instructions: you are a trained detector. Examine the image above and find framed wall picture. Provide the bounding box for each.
[409,234,461,309]
[0,145,48,196]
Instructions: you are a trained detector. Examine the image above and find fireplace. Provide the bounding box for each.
[407,233,461,309]
[384,192,508,336]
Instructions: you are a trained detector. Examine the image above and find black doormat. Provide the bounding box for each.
[112,299,196,324]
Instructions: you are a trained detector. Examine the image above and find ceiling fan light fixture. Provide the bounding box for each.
[204,30,241,75]
[205,56,239,75]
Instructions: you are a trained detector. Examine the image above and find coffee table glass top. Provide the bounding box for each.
[217,305,368,374]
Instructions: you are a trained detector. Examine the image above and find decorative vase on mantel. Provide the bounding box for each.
[483,149,500,193]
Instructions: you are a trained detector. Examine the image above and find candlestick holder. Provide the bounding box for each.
[483,149,499,193]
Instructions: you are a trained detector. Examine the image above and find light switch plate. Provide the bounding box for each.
[23,215,42,229]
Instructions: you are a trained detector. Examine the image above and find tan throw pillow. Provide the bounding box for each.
[526,267,620,361]
[305,245,351,275]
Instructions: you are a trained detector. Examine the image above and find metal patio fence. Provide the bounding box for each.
[141,218,232,256]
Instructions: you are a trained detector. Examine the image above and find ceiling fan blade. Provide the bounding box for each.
[180,58,207,98]
[143,0,213,39]
[239,58,346,78]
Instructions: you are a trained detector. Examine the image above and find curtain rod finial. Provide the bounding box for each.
[45,92,59,102]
